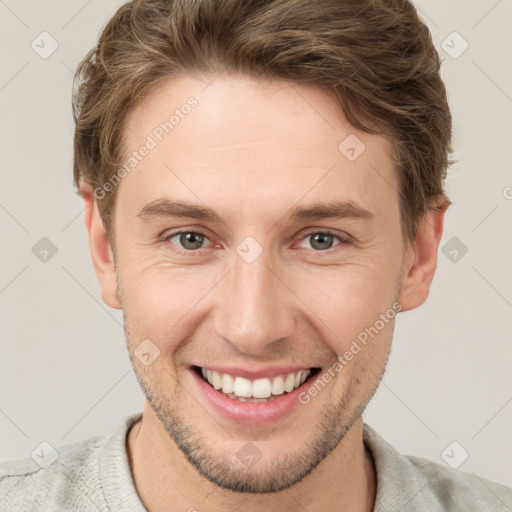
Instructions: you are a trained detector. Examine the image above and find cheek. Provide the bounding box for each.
[118,258,218,342]
[290,257,400,354]
[117,232,402,357]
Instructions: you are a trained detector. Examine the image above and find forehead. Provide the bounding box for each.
[118,75,399,223]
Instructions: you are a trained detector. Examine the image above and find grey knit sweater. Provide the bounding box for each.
[1,412,511,511]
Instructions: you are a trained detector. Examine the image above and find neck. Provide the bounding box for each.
[127,403,376,512]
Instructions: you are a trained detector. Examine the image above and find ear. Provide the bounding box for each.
[80,182,121,309]
[398,200,448,312]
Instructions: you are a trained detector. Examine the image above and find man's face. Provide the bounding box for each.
[112,75,408,492]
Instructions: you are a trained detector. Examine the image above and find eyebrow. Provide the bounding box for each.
[136,199,224,223]
[136,198,374,224]
[289,201,373,222]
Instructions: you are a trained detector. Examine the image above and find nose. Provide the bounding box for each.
[212,249,296,356]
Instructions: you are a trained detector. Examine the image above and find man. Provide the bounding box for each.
[1,0,511,510]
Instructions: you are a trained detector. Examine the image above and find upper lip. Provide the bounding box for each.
[190,364,318,380]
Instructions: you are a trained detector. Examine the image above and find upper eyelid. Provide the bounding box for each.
[165,230,216,249]
[297,230,344,244]
[164,228,348,250]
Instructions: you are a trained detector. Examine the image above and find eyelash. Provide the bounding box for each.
[161,229,350,255]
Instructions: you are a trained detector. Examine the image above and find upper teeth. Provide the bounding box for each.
[201,368,311,399]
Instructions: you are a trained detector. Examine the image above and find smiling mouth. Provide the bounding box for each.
[192,365,321,402]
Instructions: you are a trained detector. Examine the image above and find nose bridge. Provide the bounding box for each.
[213,248,295,354]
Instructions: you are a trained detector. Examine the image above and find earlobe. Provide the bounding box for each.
[81,183,122,310]
[398,202,447,312]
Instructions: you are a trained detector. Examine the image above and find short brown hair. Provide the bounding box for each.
[72,0,453,244]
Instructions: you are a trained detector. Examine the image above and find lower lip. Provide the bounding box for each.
[189,368,316,425]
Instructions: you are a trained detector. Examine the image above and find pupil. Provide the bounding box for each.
[181,232,203,250]
[311,233,333,250]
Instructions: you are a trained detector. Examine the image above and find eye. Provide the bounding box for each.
[166,231,213,251]
[163,229,349,254]
[297,231,344,251]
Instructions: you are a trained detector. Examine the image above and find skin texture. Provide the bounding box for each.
[81,74,446,512]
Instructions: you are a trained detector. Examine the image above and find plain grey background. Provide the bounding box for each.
[1,0,511,488]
